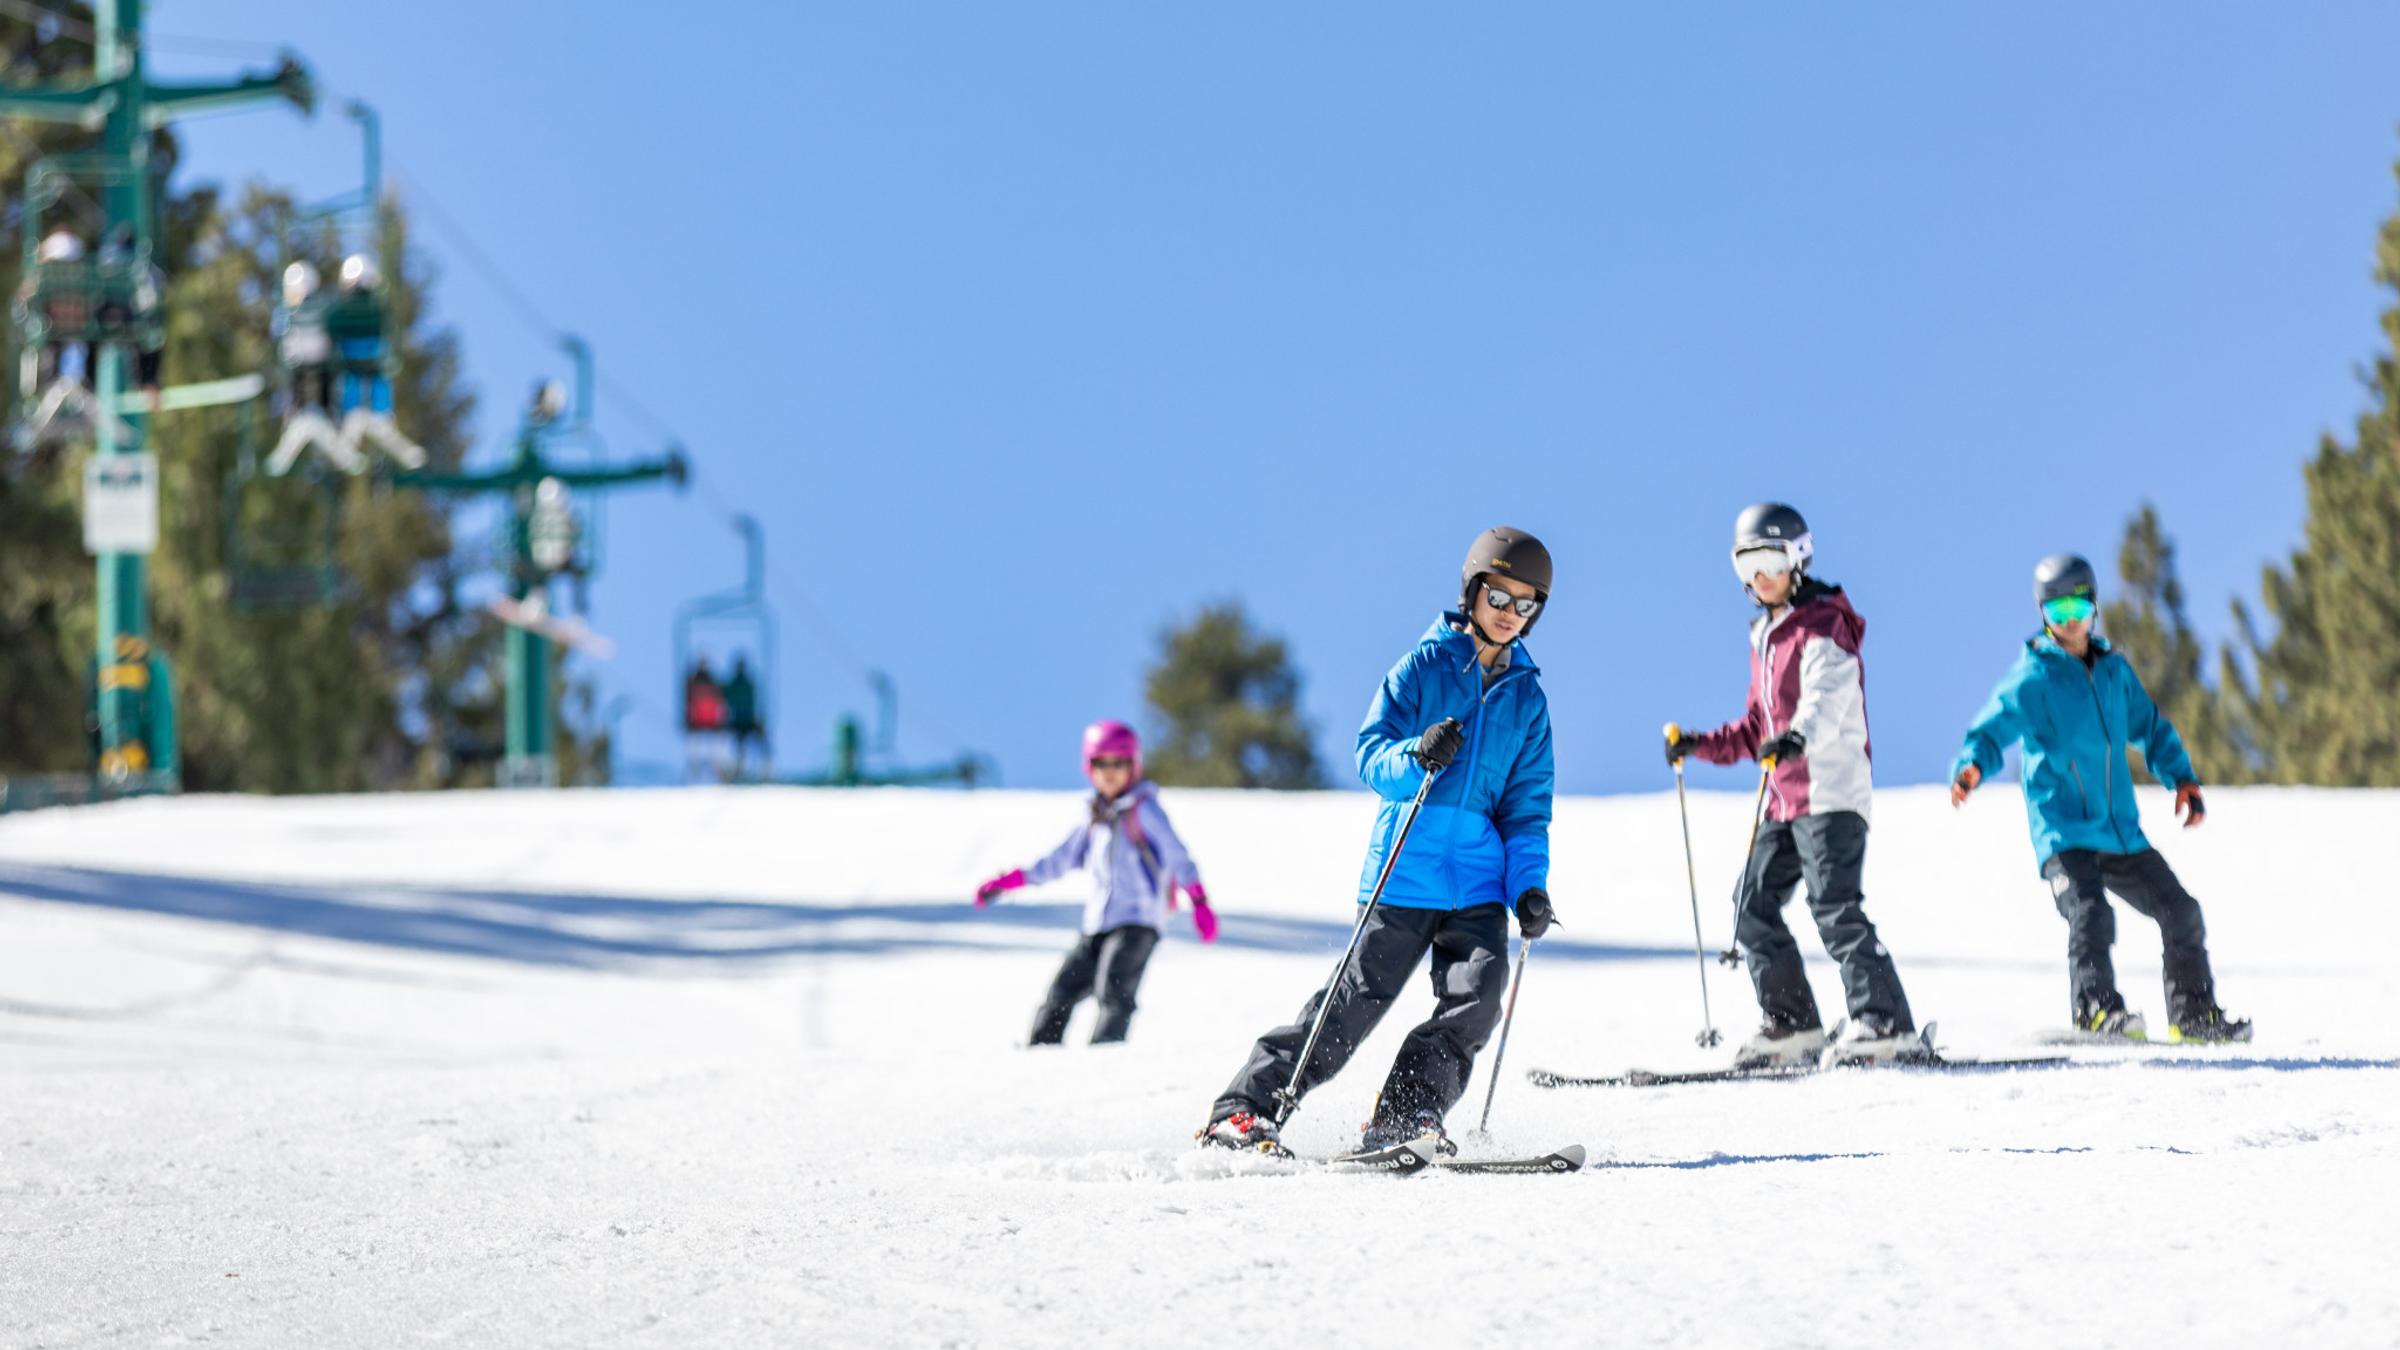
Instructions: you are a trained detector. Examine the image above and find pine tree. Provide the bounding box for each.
[2225,156,2400,787]
[2101,504,2244,782]
[1143,602,1324,789]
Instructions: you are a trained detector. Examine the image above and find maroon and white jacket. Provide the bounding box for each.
[1688,579,1874,823]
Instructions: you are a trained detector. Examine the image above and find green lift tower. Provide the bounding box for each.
[0,0,311,787]
[395,340,685,788]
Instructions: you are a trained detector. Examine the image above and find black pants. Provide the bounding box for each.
[1212,902,1509,1128]
[1029,924,1160,1045]
[1735,810,1913,1032]
[2041,848,2216,1023]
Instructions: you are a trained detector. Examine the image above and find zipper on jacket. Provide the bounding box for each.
[1433,644,1532,907]
[1756,611,1787,815]
[2079,661,2134,851]
[2069,761,2092,816]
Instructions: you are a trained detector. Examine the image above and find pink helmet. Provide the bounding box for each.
[1081,719,1142,782]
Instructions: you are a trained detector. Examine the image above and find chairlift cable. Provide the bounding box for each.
[382,152,987,766]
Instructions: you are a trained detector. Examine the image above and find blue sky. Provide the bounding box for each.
[154,3,2400,794]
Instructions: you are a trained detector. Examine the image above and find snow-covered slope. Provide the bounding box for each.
[2,785,2394,1348]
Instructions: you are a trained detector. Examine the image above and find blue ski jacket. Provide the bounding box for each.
[1353,614,1554,910]
[1951,633,2198,872]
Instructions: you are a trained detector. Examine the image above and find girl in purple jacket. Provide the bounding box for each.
[975,721,1217,1045]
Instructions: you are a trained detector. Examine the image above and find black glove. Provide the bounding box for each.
[1410,717,1465,771]
[1758,730,1806,763]
[1665,735,1698,766]
[1514,887,1557,939]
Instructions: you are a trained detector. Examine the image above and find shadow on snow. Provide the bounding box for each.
[0,862,1697,973]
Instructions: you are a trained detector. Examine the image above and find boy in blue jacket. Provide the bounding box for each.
[1199,527,1560,1156]
[1950,553,2249,1043]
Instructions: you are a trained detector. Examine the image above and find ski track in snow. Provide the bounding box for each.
[1,785,2397,1348]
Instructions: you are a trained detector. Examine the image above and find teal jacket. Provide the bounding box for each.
[1354,615,1553,910]
[1952,634,2197,872]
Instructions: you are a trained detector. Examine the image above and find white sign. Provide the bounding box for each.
[83,453,160,555]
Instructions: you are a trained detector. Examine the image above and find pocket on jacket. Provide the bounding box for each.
[2027,759,2088,823]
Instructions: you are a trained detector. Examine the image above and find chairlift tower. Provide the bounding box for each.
[0,0,312,785]
[393,338,685,788]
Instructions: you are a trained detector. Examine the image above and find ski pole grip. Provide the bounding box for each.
[1663,721,1681,742]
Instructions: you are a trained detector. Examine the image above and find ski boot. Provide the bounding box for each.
[1197,1110,1291,1158]
[1358,1107,1458,1157]
[2166,1006,2253,1045]
[1819,1015,1928,1068]
[1732,1017,1828,1070]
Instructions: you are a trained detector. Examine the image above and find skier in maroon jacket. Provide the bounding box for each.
[1668,503,1919,1068]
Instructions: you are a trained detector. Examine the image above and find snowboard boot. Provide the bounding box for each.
[2082,1004,2149,1042]
[1732,1017,1828,1070]
[1358,1106,1459,1157]
[2166,1006,2253,1045]
[1819,1015,1927,1067]
[1197,1110,1290,1157]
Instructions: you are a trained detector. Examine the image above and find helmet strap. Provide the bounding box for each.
[1462,575,1505,647]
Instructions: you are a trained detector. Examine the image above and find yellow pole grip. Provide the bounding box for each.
[1663,721,1681,742]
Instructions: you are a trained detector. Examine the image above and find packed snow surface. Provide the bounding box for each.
[2,784,2395,1348]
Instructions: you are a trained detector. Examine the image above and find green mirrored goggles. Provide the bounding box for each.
[2042,595,2096,626]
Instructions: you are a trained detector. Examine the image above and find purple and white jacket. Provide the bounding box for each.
[1687,579,1875,823]
[1023,780,1202,936]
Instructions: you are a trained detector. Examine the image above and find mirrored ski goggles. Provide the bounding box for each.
[1088,756,1134,771]
[1731,545,1796,582]
[1480,585,1544,619]
[2041,595,2097,626]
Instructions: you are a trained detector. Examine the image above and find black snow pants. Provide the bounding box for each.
[1211,902,1509,1128]
[2041,847,2216,1023]
[1029,923,1161,1046]
[1735,810,1914,1032]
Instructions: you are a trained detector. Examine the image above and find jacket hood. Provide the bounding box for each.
[1754,579,1864,645]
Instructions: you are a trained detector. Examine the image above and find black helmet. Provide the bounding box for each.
[1462,526,1552,633]
[1462,526,1552,598]
[1732,502,1812,568]
[2033,553,2097,606]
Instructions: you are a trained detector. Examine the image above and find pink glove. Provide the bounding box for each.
[1187,883,1218,944]
[975,868,1025,908]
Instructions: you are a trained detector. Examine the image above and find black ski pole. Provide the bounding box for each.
[1665,723,1721,1047]
[1272,761,1445,1128]
[1475,936,1533,1134]
[1718,753,1777,969]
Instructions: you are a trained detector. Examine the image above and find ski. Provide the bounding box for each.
[1528,1063,1809,1088]
[1427,1143,1586,1175]
[1529,1025,2068,1089]
[1303,1132,1442,1175]
[1529,1052,2070,1088]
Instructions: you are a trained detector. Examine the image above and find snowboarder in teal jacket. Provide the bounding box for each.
[1950,553,2248,1044]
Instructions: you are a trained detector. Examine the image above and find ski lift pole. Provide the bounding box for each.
[392,373,688,787]
[1272,761,1446,1129]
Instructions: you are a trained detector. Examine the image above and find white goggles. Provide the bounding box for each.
[1731,545,1796,582]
